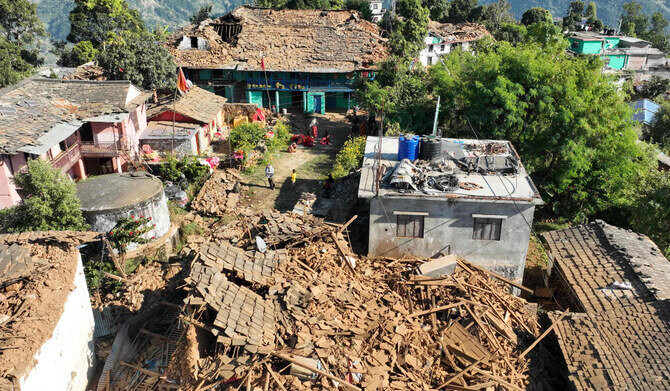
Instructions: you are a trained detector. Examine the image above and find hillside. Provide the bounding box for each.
[31,0,251,41]
[487,0,670,29]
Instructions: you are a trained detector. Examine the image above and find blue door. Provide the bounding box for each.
[314,95,322,114]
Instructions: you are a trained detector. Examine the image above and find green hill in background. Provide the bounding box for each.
[32,0,251,41]
[484,0,670,29]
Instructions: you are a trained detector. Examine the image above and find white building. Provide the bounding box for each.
[420,21,490,66]
[369,0,390,22]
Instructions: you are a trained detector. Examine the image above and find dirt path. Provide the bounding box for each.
[239,111,353,212]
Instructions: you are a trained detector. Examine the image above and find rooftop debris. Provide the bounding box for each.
[147,86,228,124]
[129,210,544,391]
[190,169,243,216]
[428,21,491,42]
[166,6,388,72]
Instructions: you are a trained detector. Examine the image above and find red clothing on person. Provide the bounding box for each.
[311,125,318,138]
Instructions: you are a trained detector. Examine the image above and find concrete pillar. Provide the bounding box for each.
[75,159,86,180]
[115,157,122,173]
[303,91,307,112]
[275,91,279,112]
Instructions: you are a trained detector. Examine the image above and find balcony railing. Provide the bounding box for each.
[52,143,81,171]
[80,140,124,156]
[246,76,354,91]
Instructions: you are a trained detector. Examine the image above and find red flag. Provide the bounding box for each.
[261,57,266,71]
[177,67,189,94]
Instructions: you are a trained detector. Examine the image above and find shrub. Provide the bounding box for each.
[107,215,154,254]
[331,136,366,180]
[158,155,209,183]
[0,159,88,232]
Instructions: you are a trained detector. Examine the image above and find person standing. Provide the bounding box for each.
[291,169,297,187]
[310,118,318,138]
[265,164,275,190]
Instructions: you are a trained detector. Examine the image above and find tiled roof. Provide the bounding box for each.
[146,86,227,124]
[0,78,149,155]
[198,242,283,285]
[552,301,670,390]
[427,21,490,42]
[543,221,670,390]
[165,6,387,72]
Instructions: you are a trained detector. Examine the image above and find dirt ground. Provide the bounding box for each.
[239,110,354,212]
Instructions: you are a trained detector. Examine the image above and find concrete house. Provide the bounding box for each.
[164,6,387,114]
[568,32,667,71]
[140,86,228,156]
[0,77,150,209]
[420,22,490,66]
[358,137,543,283]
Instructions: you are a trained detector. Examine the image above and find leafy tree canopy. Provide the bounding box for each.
[644,101,670,151]
[0,38,33,87]
[0,159,88,232]
[56,40,99,67]
[190,4,212,26]
[0,0,46,70]
[521,7,552,26]
[344,0,373,21]
[97,30,176,90]
[620,2,670,53]
[67,0,145,47]
[387,0,430,57]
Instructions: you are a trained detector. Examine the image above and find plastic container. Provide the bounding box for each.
[398,135,420,162]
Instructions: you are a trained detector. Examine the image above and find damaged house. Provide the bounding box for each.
[358,137,543,284]
[165,6,387,113]
[0,77,151,209]
[420,22,491,66]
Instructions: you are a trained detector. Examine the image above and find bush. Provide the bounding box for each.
[331,136,366,180]
[0,159,88,232]
[107,215,154,254]
[230,120,291,167]
[158,155,209,184]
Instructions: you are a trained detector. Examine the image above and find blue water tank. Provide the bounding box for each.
[398,135,420,162]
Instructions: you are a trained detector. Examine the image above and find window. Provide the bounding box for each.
[426,56,432,65]
[396,215,425,238]
[373,3,379,9]
[190,36,199,49]
[428,45,433,52]
[440,44,445,52]
[473,218,503,241]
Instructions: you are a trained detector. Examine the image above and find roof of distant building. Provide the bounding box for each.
[358,137,543,204]
[165,6,387,72]
[629,99,661,125]
[147,86,227,124]
[427,21,490,43]
[0,77,150,155]
[569,31,622,41]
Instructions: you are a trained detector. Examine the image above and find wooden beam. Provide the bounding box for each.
[457,260,532,294]
[331,232,355,272]
[105,238,127,278]
[264,363,287,391]
[408,301,464,318]
[120,361,166,379]
[519,310,569,359]
[438,355,501,389]
[271,352,362,391]
[337,214,358,234]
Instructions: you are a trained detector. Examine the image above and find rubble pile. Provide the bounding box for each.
[161,215,540,391]
[191,169,242,216]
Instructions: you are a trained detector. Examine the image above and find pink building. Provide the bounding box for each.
[0,78,151,209]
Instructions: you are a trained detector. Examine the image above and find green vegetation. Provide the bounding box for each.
[521,7,552,25]
[0,0,47,86]
[67,0,144,46]
[55,40,98,67]
[157,155,210,184]
[645,102,670,151]
[230,121,291,167]
[621,1,670,52]
[190,4,212,26]
[107,215,153,253]
[331,136,366,179]
[0,159,88,233]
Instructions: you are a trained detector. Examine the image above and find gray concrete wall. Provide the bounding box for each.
[368,197,535,282]
[139,137,197,157]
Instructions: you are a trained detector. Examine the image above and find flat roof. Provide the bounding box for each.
[77,172,164,211]
[140,121,199,140]
[358,137,543,204]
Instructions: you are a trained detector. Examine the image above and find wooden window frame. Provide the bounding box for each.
[472,217,503,241]
[396,215,425,238]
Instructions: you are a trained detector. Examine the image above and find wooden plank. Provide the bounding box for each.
[337,214,358,234]
[408,301,464,318]
[265,363,288,391]
[457,260,532,294]
[140,328,171,341]
[438,355,501,389]
[105,238,127,278]
[120,361,166,379]
[331,232,356,272]
[519,310,569,359]
[272,352,362,391]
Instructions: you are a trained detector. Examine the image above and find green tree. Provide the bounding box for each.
[621,2,649,37]
[331,136,367,179]
[56,41,99,67]
[429,41,651,221]
[629,170,670,256]
[585,2,604,31]
[0,0,46,69]
[477,0,515,36]
[645,101,670,150]
[642,12,670,52]
[0,38,33,87]
[67,0,145,47]
[445,0,478,23]
[0,159,88,232]
[634,75,670,100]
[97,30,176,90]
[344,0,373,21]
[423,0,449,22]
[494,23,527,45]
[563,0,585,29]
[190,4,212,26]
[388,0,429,57]
[521,7,552,26]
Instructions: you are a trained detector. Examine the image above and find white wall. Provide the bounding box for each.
[19,254,96,391]
[178,36,211,50]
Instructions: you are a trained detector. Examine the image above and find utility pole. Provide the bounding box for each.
[432,95,440,137]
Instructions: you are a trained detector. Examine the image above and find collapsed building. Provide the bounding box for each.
[358,137,543,284]
[543,220,670,390]
[0,231,100,390]
[164,6,387,113]
[420,22,491,66]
